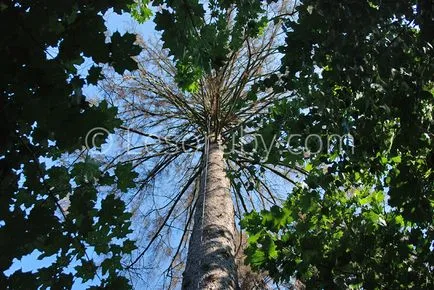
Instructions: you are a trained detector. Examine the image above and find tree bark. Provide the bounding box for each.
[182,140,239,290]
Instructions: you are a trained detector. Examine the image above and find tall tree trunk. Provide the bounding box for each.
[182,140,239,289]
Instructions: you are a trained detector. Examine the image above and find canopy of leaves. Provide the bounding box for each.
[0,0,148,288]
[243,0,433,289]
[147,0,282,91]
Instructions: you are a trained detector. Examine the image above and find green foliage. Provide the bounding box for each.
[174,61,203,92]
[111,32,143,74]
[0,0,145,288]
[244,166,433,288]
[115,163,139,192]
[129,0,153,24]
[243,0,434,288]
[142,0,278,90]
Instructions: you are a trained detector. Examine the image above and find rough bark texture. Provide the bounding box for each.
[183,176,205,288]
[182,141,239,290]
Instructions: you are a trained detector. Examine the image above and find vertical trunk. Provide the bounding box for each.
[182,140,239,290]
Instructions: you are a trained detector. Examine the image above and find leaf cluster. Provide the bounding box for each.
[243,0,434,288]
[0,0,146,288]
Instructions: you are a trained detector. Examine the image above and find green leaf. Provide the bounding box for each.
[263,235,278,259]
[305,163,313,172]
[46,166,71,194]
[122,240,137,252]
[129,0,153,23]
[75,260,97,282]
[114,163,138,192]
[110,32,141,74]
[86,66,103,85]
[247,249,266,266]
[71,160,101,185]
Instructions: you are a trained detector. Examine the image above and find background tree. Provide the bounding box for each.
[99,1,303,288]
[243,0,434,289]
[0,0,152,288]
